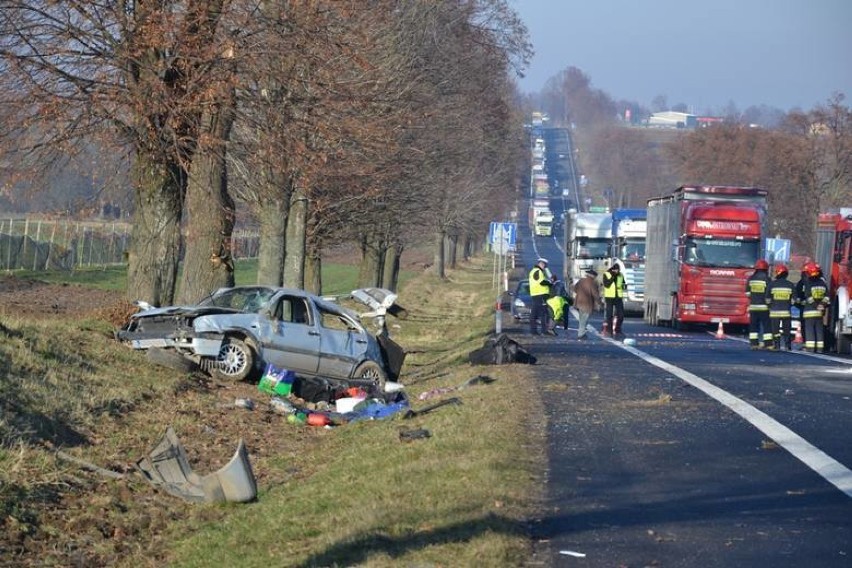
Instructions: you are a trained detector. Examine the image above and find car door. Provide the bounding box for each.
[260,295,321,376]
[313,304,371,379]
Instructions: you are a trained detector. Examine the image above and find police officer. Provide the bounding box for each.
[546,280,572,336]
[746,259,773,349]
[767,263,795,350]
[799,262,830,352]
[528,258,552,335]
[602,261,627,336]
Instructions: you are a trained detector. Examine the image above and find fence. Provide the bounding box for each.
[0,218,261,271]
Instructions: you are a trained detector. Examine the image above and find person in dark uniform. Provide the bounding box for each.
[767,263,796,351]
[745,259,773,349]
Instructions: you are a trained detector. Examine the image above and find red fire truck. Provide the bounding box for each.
[816,210,852,353]
[644,186,768,328]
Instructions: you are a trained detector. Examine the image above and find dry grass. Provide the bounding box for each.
[0,255,547,567]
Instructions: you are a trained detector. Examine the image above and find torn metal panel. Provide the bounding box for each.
[135,427,257,503]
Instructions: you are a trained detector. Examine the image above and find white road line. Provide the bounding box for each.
[601,335,852,499]
[722,333,852,364]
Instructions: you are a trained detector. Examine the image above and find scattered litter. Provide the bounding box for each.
[56,450,125,480]
[784,389,795,396]
[335,396,366,414]
[384,381,405,393]
[418,387,455,401]
[623,337,636,346]
[761,439,779,450]
[135,427,257,503]
[234,398,255,410]
[403,397,462,419]
[457,374,496,389]
[559,550,586,558]
[257,363,296,396]
[399,428,431,442]
[468,333,536,365]
[269,397,296,414]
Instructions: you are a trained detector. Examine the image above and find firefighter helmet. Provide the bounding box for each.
[774,264,788,278]
[754,259,769,270]
[802,261,816,276]
[811,263,823,276]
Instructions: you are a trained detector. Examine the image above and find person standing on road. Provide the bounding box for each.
[799,262,830,352]
[602,262,626,336]
[528,258,552,335]
[574,269,601,340]
[746,259,773,349]
[767,264,795,351]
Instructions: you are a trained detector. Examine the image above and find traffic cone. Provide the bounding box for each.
[714,320,726,339]
[793,324,803,344]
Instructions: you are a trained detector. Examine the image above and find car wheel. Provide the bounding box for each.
[353,360,387,392]
[211,337,255,382]
[146,348,198,373]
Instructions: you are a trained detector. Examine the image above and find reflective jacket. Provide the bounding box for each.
[602,271,626,299]
[800,276,829,319]
[745,269,770,312]
[767,276,795,318]
[529,266,551,297]
[546,295,569,321]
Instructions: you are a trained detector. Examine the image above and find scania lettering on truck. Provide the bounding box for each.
[611,208,647,314]
[564,209,612,287]
[815,210,852,353]
[644,186,768,328]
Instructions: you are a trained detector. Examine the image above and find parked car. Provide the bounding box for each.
[115,286,405,390]
[510,279,532,320]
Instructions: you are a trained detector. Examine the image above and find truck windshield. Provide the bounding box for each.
[684,238,759,268]
[618,240,645,261]
[575,238,610,259]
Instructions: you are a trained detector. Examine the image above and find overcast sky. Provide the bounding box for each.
[510,0,851,114]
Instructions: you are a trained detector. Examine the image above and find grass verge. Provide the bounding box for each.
[0,255,545,567]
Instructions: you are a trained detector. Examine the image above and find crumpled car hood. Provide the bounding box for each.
[130,305,243,319]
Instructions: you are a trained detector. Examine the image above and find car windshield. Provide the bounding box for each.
[684,238,760,268]
[517,281,530,296]
[198,287,277,313]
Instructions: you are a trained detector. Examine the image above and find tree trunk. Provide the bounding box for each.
[284,188,307,289]
[382,243,403,291]
[433,230,446,279]
[357,231,385,288]
[255,194,289,286]
[305,253,322,294]
[178,100,236,304]
[126,157,184,306]
[447,233,458,269]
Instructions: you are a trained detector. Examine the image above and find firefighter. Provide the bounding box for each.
[767,263,796,350]
[794,261,816,345]
[799,262,830,352]
[745,259,773,349]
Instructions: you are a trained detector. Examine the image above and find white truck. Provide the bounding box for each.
[563,209,612,288]
[610,209,647,314]
[534,211,554,237]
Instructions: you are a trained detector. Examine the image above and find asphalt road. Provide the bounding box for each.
[507,151,852,565]
[512,313,852,567]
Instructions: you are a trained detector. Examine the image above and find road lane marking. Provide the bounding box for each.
[602,336,852,499]
[722,333,852,364]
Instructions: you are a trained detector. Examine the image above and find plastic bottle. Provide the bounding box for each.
[269,397,296,415]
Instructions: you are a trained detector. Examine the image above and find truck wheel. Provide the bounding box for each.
[211,337,256,382]
[835,321,851,354]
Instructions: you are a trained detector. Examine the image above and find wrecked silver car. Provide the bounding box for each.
[115,286,405,388]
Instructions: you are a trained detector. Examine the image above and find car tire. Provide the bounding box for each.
[353,360,387,392]
[211,337,255,382]
[146,348,198,373]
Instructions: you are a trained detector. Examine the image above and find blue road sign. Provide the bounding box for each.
[765,238,791,262]
[490,222,516,248]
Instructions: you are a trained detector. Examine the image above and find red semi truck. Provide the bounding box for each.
[815,210,852,353]
[644,186,768,329]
